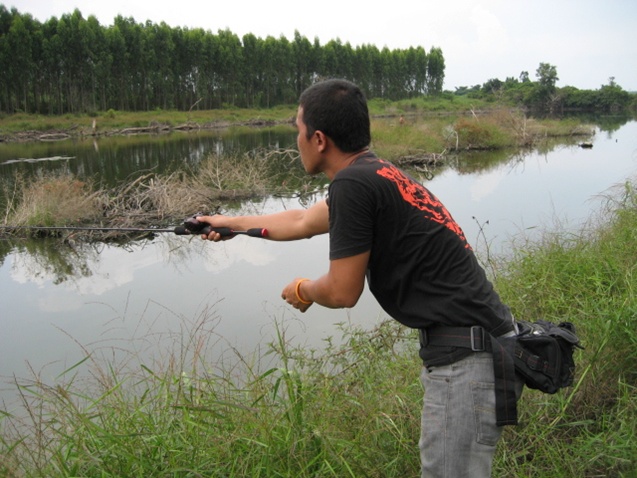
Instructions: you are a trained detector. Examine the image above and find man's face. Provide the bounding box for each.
[295,107,320,175]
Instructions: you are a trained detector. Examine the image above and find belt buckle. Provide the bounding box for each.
[470,326,486,351]
[418,328,428,347]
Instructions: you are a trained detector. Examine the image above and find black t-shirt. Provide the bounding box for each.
[328,152,513,365]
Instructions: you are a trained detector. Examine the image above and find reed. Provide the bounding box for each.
[1,174,104,228]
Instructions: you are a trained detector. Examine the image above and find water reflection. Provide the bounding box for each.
[0,126,298,187]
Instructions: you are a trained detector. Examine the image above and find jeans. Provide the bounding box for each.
[419,352,522,478]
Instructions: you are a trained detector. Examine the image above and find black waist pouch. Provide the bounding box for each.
[419,320,583,425]
[509,320,583,394]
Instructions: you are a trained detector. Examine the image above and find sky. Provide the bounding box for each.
[6,0,637,92]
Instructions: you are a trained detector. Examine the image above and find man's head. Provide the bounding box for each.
[298,79,371,153]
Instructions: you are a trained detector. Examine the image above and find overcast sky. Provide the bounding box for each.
[7,0,637,92]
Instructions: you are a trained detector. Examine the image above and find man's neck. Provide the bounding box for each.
[324,147,370,180]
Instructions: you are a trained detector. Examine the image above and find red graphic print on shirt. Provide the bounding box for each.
[376,162,470,248]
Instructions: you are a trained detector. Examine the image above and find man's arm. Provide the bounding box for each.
[197,199,329,241]
[198,198,369,313]
[281,250,370,312]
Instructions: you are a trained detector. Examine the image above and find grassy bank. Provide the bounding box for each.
[0,96,485,139]
[493,180,637,476]
[0,106,297,140]
[1,180,635,476]
[0,98,594,151]
[372,110,593,161]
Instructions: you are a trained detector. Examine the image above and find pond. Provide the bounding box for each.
[1,118,636,405]
[0,126,297,188]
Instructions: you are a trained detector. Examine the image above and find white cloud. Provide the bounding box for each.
[470,168,506,202]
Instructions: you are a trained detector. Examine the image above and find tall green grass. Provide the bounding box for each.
[2,181,636,476]
[0,317,422,477]
[493,180,637,476]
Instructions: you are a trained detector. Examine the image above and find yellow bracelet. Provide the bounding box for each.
[295,278,313,305]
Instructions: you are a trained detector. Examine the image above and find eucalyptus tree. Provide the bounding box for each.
[85,14,112,112]
[215,29,243,106]
[322,39,343,79]
[351,43,378,97]
[105,21,129,110]
[145,21,175,109]
[426,46,444,95]
[405,46,428,96]
[240,33,263,107]
[112,15,146,110]
[55,9,102,113]
[269,34,295,105]
[377,47,393,97]
[0,6,448,114]
[175,27,206,110]
[292,30,314,98]
[0,9,34,112]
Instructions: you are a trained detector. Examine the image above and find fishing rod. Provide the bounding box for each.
[0,214,269,238]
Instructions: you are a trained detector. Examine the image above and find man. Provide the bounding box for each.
[197,79,519,477]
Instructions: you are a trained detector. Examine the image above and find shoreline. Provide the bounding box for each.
[0,117,295,144]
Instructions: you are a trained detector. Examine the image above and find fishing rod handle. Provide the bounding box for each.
[173,225,268,238]
[180,214,268,238]
[197,226,268,238]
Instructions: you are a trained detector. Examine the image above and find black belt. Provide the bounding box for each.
[419,326,518,426]
[419,325,491,351]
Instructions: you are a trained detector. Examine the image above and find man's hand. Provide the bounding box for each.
[281,277,314,313]
[196,215,232,242]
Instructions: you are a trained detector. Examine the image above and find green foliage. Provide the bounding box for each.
[492,181,637,476]
[0,6,445,115]
[0,316,422,477]
[452,62,636,114]
[535,62,559,89]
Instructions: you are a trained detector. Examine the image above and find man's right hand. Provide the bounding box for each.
[196,215,232,242]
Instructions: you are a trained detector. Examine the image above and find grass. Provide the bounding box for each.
[492,180,637,476]
[1,181,636,476]
[370,109,594,162]
[0,316,422,477]
[1,96,489,138]
[0,100,595,154]
[0,106,297,137]
[1,175,103,228]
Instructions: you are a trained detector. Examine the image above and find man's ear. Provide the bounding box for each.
[314,130,328,153]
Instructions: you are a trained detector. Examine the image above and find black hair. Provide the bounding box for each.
[299,79,371,153]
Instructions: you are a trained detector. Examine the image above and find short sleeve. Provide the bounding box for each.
[328,177,375,260]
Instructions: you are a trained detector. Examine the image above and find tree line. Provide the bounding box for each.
[456,63,636,114]
[0,5,445,115]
